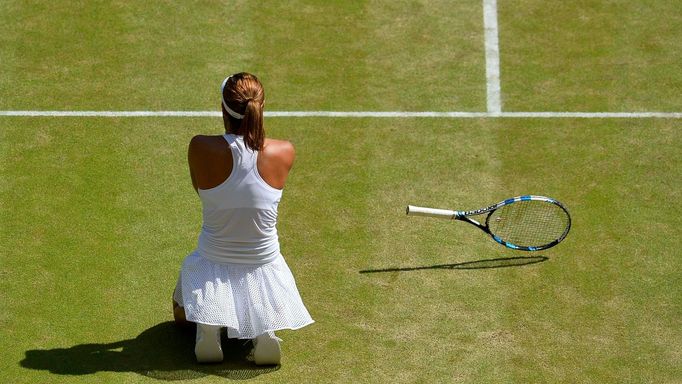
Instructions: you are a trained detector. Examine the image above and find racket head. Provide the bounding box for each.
[484,195,571,251]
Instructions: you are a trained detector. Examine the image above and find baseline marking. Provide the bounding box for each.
[1,110,681,118]
[483,0,502,114]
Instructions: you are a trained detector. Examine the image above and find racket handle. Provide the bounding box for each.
[406,205,459,219]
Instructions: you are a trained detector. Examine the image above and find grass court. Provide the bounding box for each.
[1,1,680,383]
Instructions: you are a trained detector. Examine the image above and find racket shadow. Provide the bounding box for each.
[359,256,548,274]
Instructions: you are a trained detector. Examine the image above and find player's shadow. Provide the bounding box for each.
[20,322,278,381]
[359,255,548,274]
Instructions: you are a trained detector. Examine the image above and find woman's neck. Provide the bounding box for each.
[226,122,244,136]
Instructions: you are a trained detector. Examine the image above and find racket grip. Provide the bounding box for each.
[406,205,459,219]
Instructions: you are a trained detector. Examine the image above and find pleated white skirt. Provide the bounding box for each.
[174,250,314,339]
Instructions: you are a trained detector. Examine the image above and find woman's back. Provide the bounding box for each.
[190,134,294,265]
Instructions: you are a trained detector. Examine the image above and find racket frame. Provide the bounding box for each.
[406,195,571,251]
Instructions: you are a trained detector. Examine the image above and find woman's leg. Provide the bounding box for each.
[173,298,190,326]
[172,276,191,326]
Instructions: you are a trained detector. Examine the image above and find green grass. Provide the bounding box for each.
[1,1,681,383]
[499,0,682,112]
[0,0,485,111]
[2,118,680,383]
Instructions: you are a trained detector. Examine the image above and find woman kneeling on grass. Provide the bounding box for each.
[172,72,314,365]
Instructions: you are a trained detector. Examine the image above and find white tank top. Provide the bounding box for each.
[196,134,283,264]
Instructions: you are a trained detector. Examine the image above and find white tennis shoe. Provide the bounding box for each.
[248,332,281,365]
[195,324,223,363]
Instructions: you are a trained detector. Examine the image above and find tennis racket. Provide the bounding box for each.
[406,195,571,251]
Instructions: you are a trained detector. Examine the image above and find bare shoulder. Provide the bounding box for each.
[189,134,222,147]
[263,138,295,153]
[189,135,225,155]
[262,138,295,167]
[258,138,295,189]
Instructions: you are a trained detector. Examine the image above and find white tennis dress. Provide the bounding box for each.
[174,134,313,339]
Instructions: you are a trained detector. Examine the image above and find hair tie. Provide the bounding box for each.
[221,76,245,119]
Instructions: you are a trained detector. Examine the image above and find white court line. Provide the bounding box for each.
[483,0,502,114]
[501,111,682,118]
[1,110,682,118]
[0,110,219,117]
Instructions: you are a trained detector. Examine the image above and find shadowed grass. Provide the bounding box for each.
[20,322,278,381]
[359,256,549,273]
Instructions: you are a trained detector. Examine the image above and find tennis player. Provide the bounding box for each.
[172,72,313,365]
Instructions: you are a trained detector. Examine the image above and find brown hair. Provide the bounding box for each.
[222,72,265,151]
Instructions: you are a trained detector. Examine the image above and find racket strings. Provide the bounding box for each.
[488,201,569,247]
